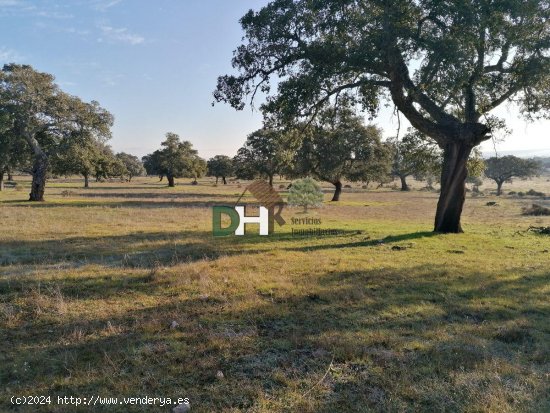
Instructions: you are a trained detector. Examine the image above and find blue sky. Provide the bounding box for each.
[1,0,549,159]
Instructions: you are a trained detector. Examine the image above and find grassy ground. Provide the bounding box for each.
[1,176,549,412]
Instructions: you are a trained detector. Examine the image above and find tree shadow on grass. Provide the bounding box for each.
[1,264,548,412]
[283,231,438,252]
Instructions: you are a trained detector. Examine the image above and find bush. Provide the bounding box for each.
[526,189,546,197]
[287,177,324,212]
[522,204,550,216]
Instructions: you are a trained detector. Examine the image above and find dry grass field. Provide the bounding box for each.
[1,175,549,412]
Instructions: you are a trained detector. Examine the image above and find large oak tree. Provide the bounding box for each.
[215,0,550,233]
[0,64,113,201]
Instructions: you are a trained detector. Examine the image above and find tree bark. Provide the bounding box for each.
[496,181,503,196]
[331,180,342,201]
[0,171,4,191]
[215,176,219,184]
[222,176,227,185]
[268,175,273,187]
[167,175,175,187]
[84,174,89,188]
[29,152,48,201]
[434,142,472,233]
[7,170,13,181]
[400,175,409,191]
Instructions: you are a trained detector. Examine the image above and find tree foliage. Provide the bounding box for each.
[215,0,550,232]
[207,155,234,184]
[233,128,297,186]
[387,128,441,191]
[293,107,390,201]
[0,64,113,200]
[116,152,145,181]
[485,155,541,195]
[143,133,204,187]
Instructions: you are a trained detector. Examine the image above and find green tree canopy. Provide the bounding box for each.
[0,64,113,200]
[215,0,550,232]
[207,155,234,184]
[116,152,145,182]
[143,133,204,187]
[293,107,390,201]
[0,111,30,190]
[485,155,541,195]
[233,128,296,186]
[387,128,441,191]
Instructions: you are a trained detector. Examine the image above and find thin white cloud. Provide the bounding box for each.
[0,0,72,19]
[0,47,23,62]
[93,0,123,12]
[98,25,144,45]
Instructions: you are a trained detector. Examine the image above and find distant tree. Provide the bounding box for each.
[142,152,163,180]
[143,133,204,187]
[0,112,30,190]
[465,149,486,192]
[51,137,102,188]
[233,128,295,186]
[387,128,441,191]
[533,157,550,174]
[93,145,126,182]
[0,64,113,201]
[207,155,234,184]
[288,177,324,213]
[293,107,390,201]
[485,156,541,196]
[189,156,207,184]
[215,0,550,233]
[116,152,145,182]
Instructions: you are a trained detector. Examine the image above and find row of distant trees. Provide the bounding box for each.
[0,64,543,201]
[201,106,542,201]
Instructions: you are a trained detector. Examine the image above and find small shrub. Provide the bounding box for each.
[288,177,324,212]
[344,184,352,188]
[522,204,550,216]
[60,190,75,197]
[517,191,525,197]
[508,191,516,195]
[526,189,546,197]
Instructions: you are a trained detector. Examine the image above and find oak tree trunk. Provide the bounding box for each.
[215,176,219,184]
[400,175,409,191]
[0,171,4,191]
[7,170,13,181]
[331,180,342,201]
[268,175,273,187]
[222,176,227,185]
[29,153,48,201]
[167,175,175,187]
[496,181,503,196]
[434,142,472,233]
[84,174,89,188]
